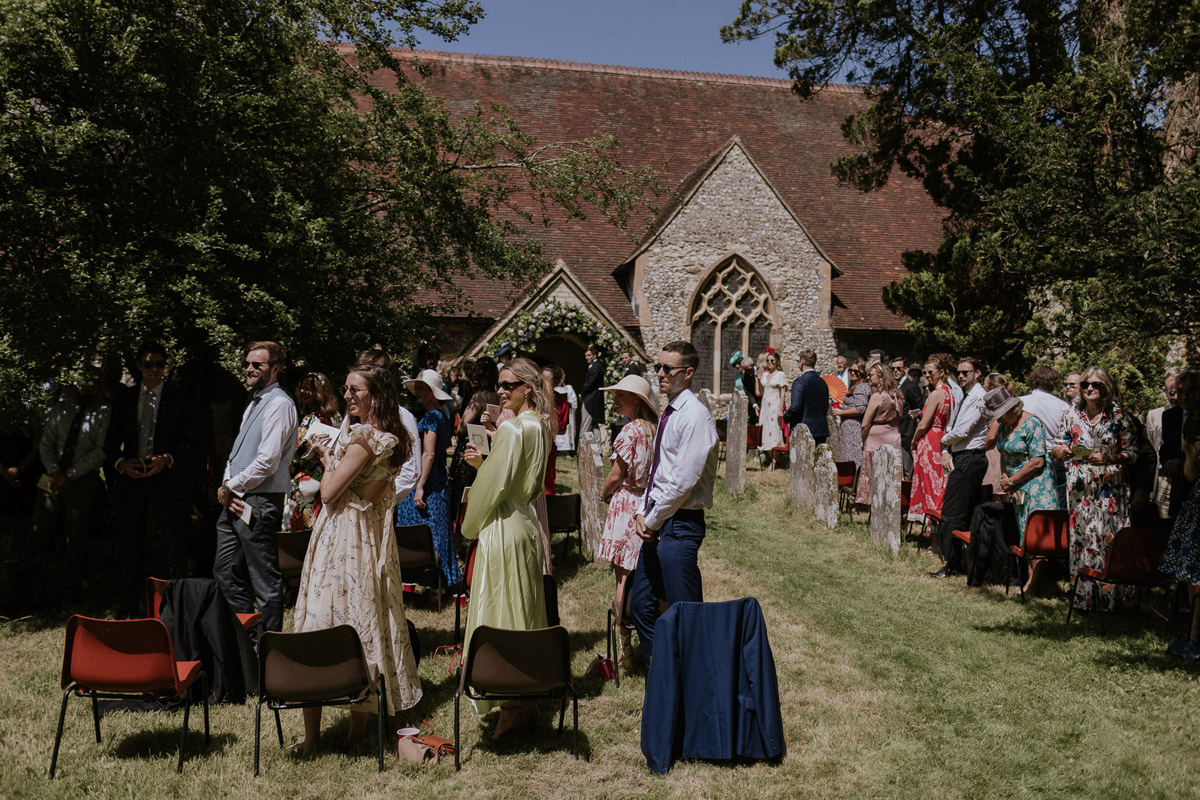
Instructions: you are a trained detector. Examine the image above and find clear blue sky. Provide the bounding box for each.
[415,0,789,79]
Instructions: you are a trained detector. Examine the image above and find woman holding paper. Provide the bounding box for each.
[293,364,421,753]
[461,357,552,738]
[1051,366,1138,613]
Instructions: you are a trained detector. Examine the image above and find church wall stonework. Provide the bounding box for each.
[638,144,839,377]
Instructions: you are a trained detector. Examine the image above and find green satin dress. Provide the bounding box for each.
[461,410,550,713]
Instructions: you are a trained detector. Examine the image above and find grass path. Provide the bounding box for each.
[2,465,1199,798]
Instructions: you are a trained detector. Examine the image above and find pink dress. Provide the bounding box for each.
[908,386,955,522]
[857,392,902,505]
[599,419,655,571]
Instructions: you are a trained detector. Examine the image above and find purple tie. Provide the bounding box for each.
[645,402,676,496]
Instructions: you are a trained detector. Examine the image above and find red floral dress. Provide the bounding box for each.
[908,385,955,522]
[599,419,655,571]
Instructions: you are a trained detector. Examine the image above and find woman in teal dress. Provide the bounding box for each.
[990,387,1059,542]
[461,357,551,738]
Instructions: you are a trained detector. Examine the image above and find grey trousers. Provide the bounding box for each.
[213,492,283,644]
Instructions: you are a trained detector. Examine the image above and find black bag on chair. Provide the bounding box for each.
[965,501,1021,587]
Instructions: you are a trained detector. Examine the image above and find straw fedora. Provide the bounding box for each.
[405,368,452,402]
[601,374,659,420]
[984,385,1021,421]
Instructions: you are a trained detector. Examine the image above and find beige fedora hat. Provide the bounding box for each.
[404,368,452,402]
[601,374,659,420]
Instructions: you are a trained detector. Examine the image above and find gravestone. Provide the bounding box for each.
[826,398,841,459]
[812,444,839,529]
[790,424,815,511]
[726,390,747,495]
[696,388,716,418]
[577,430,608,561]
[870,444,903,553]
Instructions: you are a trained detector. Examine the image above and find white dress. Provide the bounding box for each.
[759,369,789,450]
[294,424,422,715]
[555,384,578,453]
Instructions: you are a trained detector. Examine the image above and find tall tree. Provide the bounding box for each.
[725,0,1200,409]
[0,0,657,414]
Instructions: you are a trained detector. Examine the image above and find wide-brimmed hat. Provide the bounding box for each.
[405,368,452,402]
[984,386,1021,421]
[601,375,658,420]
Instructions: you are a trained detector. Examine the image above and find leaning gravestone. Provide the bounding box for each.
[826,398,841,459]
[812,444,839,529]
[696,388,717,418]
[726,390,748,495]
[870,444,903,553]
[790,424,815,511]
[577,430,608,562]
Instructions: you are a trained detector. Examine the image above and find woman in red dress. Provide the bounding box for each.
[907,357,956,524]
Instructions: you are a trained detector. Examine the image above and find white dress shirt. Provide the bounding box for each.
[224,382,298,495]
[1020,389,1071,447]
[941,382,988,452]
[394,406,422,503]
[640,388,719,531]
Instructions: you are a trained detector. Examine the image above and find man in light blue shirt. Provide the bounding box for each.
[930,357,989,578]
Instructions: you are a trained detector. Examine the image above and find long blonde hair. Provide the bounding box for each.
[503,357,555,432]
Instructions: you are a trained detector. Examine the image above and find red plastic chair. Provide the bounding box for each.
[147,576,261,632]
[1007,510,1069,600]
[1067,526,1173,628]
[835,461,857,512]
[50,616,209,778]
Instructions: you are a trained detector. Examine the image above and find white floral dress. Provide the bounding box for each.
[294,424,422,714]
[598,419,655,571]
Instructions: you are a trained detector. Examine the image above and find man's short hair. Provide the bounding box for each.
[135,341,167,362]
[797,349,817,369]
[1026,365,1060,393]
[662,340,699,370]
[247,340,287,366]
[957,355,985,373]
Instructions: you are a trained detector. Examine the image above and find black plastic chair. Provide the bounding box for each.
[395,523,446,612]
[546,494,583,558]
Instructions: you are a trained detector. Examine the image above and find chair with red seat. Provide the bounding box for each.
[1007,510,1069,600]
[147,576,261,632]
[49,615,209,778]
[835,461,857,513]
[1066,525,1173,628]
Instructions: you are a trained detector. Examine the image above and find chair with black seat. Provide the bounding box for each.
[147,575,262,632]
[394,523,445,612]
[1008,510,1069,600]
[605,575,636,688]
[277,528,312,608]
[50,615,210,778]
[1067,526,1173,629]
[454,624,578,769]
[254,625,387,775]
[546,493,582,559]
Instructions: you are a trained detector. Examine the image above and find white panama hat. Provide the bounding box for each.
[405,368,452,402]
[601,374,659,420]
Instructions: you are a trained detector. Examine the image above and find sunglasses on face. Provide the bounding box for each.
[141,360,166,370]
[245,360,269,371]
[498,380,525,391]
[957,369,975,375]
[922,370,937,376]
[342,385,364,396]
[1081,381,1106,391]
[654,364,685,375]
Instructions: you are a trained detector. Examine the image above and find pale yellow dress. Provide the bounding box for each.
[294,424,422,715]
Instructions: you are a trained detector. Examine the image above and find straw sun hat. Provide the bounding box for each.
[601,375,659,420]
[404,368,452,402]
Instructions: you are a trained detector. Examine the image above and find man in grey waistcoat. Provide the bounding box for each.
[213,341,297,642]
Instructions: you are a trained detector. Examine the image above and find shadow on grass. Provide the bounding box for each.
[110,729,236,761]
[463,707,592,764]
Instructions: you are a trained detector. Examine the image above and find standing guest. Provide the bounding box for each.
[552,368,578,456]
[461,357,552,738]
[449,386,499,526]
[542,366,563,494]
[579,346,606,435]
[620,349,645,378]
[893,357,923,476]
[287,372,341,532]
[1020,365,1072,508]
[868,349,886,367]
[782,349,830,444]
[1063,371,1082,402]
[1163,372,1200,518]
[351,348,422,508]
[854,362,903,521]
[833,359,871,465]
[1051,367,1138,613]
[396,369,460,591]
[980,373,1009,498]
[930,357,989,578]
[598,375,658,667]
[757,350,788,468]
[908,359,956,525]
[834,355,851,389]
[1146,374,1177,518]
[930,353,963,408]
[0,416,41,564]
[293,364,421,753]
[451,362,475,414]
[739,356,760,424]
[990,387,1059,539]
[630,341,719,664]
[105,343,199,604]
[213,341,297,643]
[495,343,514,368]
[1159,416,1200,651]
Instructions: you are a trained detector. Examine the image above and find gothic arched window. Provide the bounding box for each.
[689,258,774,394]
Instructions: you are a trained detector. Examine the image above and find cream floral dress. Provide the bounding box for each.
[294,423,422,714]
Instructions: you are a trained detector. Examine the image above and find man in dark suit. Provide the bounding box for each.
[620,348,645,378]
[105,342,199,606]
[580,345,606,434]
[894,358,925,476]
[1163,371,1200,517]
[782,349,830,443]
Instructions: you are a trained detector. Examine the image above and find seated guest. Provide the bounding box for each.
[854,362,903,522]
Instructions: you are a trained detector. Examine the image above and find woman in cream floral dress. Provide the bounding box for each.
[293,364,421,753]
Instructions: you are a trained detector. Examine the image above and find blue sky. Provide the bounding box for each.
[415,0,790,79]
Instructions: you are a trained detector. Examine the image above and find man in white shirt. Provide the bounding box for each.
[834,355,851,388]
[630,340,719,663]
[394,406,422,504]
[213,341,298,642]
[1020,364,1071,507]
[1146,374,1176,517]
[930,357,989,578]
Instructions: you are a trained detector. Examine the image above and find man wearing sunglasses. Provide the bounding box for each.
[105,342,200,609]
[629,340,719,663]
[930,357,989,579]
[213,341,297,643]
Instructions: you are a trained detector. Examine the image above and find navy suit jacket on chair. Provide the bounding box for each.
[782,370,830,439]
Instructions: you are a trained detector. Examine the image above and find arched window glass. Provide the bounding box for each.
[689,258,774,393]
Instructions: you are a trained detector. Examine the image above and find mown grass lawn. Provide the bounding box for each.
[3,462,1198,799]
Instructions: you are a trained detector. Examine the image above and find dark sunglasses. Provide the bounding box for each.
[922,369,937,376]
[654,363,685,374]
[245,360,269,370]
[141,360,166,369]
[957,368,976,375]
[498,380,526,391]
[1081,381,1107,391]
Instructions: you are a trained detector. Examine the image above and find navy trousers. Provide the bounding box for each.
[629,508,705,663]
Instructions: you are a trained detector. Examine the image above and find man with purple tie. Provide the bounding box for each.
[630,340,719,663]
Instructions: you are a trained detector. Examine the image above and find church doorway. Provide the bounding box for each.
[533,335,588,392]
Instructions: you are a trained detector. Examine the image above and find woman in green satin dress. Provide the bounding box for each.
[461,356,552,737]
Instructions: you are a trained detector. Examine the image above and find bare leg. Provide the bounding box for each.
[347,710,367,746]
[614,566,634,665]
[293,706,321,754]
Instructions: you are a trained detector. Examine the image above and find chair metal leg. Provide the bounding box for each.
[557,695,566,735]
[91,694,102,743]
[254,701,263,777]
[1067,575,1079,623]
[177,690,191,773]
[572,693,579,758]
[1095,581,1105,634]
[49,687,72,779]
[377,681,387,772]
[274,708,284,747]
[201,673,210,745]
[453,685,462,771]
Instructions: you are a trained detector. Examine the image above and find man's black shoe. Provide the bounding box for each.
[928,567,960,579]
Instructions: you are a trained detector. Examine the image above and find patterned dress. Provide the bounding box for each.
[286,412,338,531]
[1062,405,1137,612]
[840,381,872,465]
[395,407,461,587]
[908,385,955,522]
[998,415,1059,541]
[1161,451,1200,585]
[294,424,422,714]
[759,369,789,450]
[599,419,655,571]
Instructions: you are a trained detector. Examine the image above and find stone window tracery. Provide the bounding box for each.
[689,258,774,394]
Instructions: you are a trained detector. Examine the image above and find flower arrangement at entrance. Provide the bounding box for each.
[489,298,625,385]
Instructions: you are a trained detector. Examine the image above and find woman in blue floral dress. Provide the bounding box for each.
[990,388,1059,542]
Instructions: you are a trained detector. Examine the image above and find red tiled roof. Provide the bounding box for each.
[356,47,946,332]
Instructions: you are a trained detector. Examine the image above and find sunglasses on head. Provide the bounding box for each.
[498,380,525,391]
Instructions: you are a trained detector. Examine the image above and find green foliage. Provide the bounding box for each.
[724,0,1200,412]
[0,0,659,416]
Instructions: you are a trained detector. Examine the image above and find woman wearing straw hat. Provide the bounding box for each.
[396,368,461,590]
[988,385,1059,543]
[598,374,659,667]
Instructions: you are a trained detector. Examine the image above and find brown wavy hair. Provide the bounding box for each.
[347,364,411,469]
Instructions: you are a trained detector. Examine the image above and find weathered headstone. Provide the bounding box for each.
[696,388,716,418]
[577,430,608,562]
[726,390,747,494]
[790,424,815,511]
[826,398,841,460]
[812,444,839,529]
[870,444,903,553]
